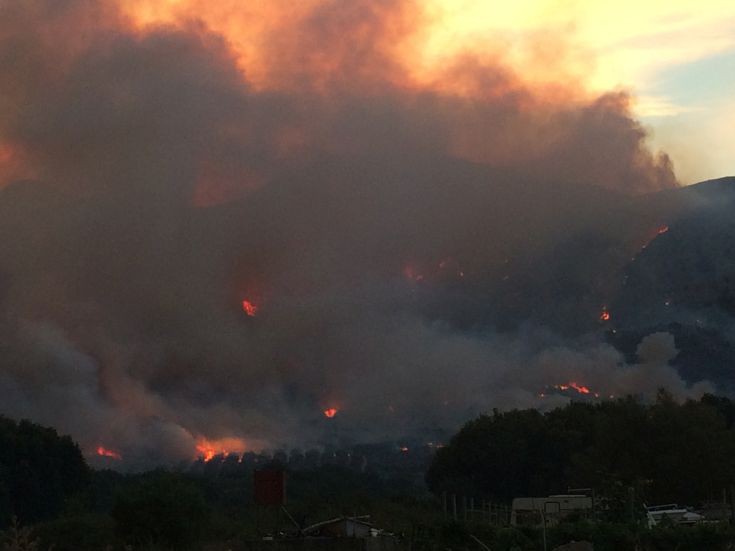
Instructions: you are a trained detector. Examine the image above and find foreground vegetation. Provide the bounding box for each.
[4,394,735,549]
[428,392,735,507]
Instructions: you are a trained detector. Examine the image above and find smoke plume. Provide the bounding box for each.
[0,0,699,467]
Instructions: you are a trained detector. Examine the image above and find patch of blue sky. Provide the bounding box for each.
[646,47,735,107]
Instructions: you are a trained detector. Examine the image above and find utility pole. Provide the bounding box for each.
[539,508,547,551]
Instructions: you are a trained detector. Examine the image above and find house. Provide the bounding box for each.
[296,516,397,551]
[302,517,376,538]
[645,504,704,528]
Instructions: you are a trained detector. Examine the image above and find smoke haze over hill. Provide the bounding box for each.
[0,0,722,468]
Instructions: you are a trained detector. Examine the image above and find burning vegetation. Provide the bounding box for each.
[241,299,258,317]
[96,446,122,461]
[0,0,702,466]
[554,382,593,396]
[195,437,247,462]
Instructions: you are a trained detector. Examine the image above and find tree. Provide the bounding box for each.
[0,417,89,527]
[112,472,210,550]
[427,396,735,507]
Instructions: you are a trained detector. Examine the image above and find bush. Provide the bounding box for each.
[34,513,118,551]
[112,472,210,550]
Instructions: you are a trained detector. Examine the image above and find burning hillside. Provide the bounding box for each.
[0,0,721,468]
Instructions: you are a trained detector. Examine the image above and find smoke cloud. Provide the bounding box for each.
[0,0,700,467]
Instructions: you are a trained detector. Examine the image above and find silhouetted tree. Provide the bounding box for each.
[0,417,89,527]
[112,472,210,550]
[427,395,735,506]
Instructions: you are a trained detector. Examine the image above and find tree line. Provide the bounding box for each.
[426,392,735,507]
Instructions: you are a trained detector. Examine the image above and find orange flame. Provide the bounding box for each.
[638,225,671,253]
[323,407,338,418]
[242,299,258,317]
[600,309,611,321]
[96,446,122,460]
[569,382,591,394]
[195,437,247,462]
[555,382,592,395]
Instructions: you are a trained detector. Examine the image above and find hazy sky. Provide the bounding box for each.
[127,0,734,184]
[0,0,727,464]
[424,0,735,184]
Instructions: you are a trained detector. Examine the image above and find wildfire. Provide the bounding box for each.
[554,382,592,395]
[242,299,258,317]
[599,308,611,321]
[323,407,338,418]
[568,382,591,394]
[637,224,671,254]
[96,446,122,460]
[195,437,247,462]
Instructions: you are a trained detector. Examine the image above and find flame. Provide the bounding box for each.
[637,224,671,253]
[554,382,592,395]
[569,382,591,394]
[242,299,258,317]
[323,407,338,418]
[195,437,247,462]
[600,309,611,321]
[96,446,122,460]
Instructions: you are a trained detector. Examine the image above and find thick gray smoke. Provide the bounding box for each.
[0,0,704,468]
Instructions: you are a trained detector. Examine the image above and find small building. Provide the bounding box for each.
[511,495,593,526]
[302,517,375,539]
[295,517,396,551]
[645,504,704,528]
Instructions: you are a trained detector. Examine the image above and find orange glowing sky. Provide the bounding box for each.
[124,0,735,184]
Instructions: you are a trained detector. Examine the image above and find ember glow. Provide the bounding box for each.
[323,408,338,419]
[637,224,672,254]
[555,382,592,395]
[600,309,611,322]
[195,437,247,462]
[96,446,122,460]
[242,299,258,317]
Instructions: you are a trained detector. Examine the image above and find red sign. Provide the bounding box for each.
[254,469,286,506]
